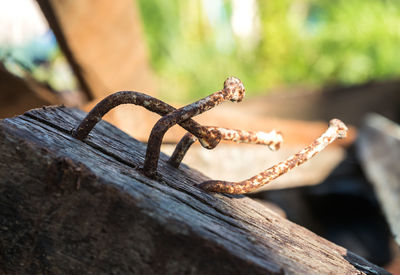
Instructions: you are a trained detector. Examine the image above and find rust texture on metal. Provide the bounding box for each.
[143,77,245,177]
[168,132,198,168]
[168,128,283,168]
[71,91,219,148]
[199,119,348,194]
[72,77,348,193]
[210,127,283,151]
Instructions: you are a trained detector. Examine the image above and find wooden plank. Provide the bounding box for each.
[0,62,56,118]
[36,0,155,100]
[0,106,389,274]
[356,113,400,246]
[233,80,400,127]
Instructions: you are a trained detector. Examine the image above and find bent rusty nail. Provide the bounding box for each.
[143,77,245,177]
[199,119,348,194]
[168,128,283,168]
[168,132,198,168]
[71,91,219,148]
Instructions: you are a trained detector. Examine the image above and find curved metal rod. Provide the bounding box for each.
[199,119,348,194]
[71,91,219,149]
[168,132,198,168]
[168,128,283,168]
[143,77,245,177]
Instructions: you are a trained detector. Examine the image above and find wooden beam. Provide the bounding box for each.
[35,0,93,101]
[357,113,400,246]
[36,0,155,101]
[0,106,389,274]
[0,62,63,118]
[234,80,400,127]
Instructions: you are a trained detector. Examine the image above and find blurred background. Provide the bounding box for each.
[0,0,399,272]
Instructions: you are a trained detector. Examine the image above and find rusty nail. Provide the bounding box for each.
[210,127,283,151]
[143,77,245,177]
[199,119,348,194]
[168,128,283,168]
[168,132,198,168]
[71,91,219,148]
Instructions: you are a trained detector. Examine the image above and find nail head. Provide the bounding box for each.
[223,77,245,102]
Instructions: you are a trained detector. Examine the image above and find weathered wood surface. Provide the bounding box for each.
[357,113,400,246]
[0,106,389,274]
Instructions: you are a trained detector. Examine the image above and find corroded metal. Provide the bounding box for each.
[72,78,348,192]
[210,127,283,151]
[143,77,245,177]
[168,128,283,168]
[71,91,219,148]
[168,132,198,168]
[199,119,348,194]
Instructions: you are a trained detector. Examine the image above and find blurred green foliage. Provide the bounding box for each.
[137,0,400,101]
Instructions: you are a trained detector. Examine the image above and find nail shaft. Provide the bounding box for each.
[71,91,219,148]
[199,119,348,194]
[168,128,283,168]
[168,132,198,167]
[143,77,245,177]
[211,128,283,151]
